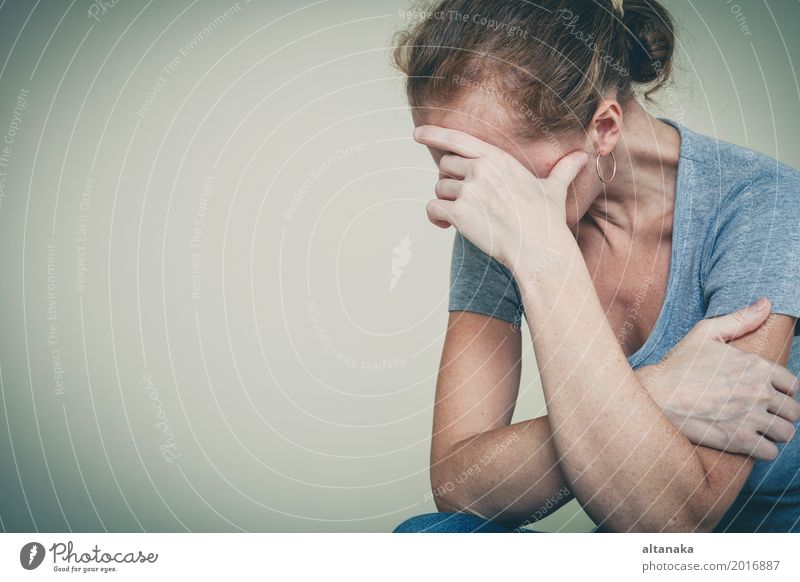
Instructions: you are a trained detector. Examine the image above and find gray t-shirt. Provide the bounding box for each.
[447,118,800,532]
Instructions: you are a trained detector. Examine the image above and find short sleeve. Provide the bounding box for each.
[448,230,524,327]
[702,166,800,335]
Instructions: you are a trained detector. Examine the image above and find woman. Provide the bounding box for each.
[391,0,800,532]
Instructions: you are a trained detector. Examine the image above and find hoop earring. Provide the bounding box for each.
[596,151,616,184]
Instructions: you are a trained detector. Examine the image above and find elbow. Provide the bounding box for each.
[667,515,720,533]
[655,461,732,532]
[428,440,511,522]
[659,490,727,533]
[684,504,724,533]
[428,442,474,514]
[677,471,733,532]
[429,466,468,514]
[432,491,460,514]
[656,512,719,533]
[623,509,719,533]
[429,464,490,517]
[621,484,727,532]
[429,482,506,525]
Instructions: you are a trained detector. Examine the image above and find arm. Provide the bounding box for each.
[430,310,573,527]
[640,308,799,459]
[513,239,796,532]
[431,305,799,529]
[415,124,800,531]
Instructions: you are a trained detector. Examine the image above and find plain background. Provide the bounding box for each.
[0,0,798,532]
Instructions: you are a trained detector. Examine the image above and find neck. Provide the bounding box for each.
[584,102,680,238]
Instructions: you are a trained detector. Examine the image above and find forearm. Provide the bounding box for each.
[432,416,573,528]
[432,366,697,529]
[514,238,730,532]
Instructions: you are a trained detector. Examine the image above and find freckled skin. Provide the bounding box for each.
[411,92,797,532]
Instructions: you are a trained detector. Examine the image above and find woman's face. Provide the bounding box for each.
[412,94,598,230]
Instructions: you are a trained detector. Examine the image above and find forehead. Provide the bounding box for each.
[411,92,525,155]
[410,92,567,173]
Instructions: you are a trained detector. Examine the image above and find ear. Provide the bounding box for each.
[588,98,623,156]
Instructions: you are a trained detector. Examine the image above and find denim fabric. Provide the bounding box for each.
[393,512,540,533]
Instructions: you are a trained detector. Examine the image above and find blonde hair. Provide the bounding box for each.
[393,0,675,137]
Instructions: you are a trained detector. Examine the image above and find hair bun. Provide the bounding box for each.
[622,0,675,88]
[393,0,679,134]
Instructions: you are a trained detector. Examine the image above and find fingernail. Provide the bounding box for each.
[754,297,769,310]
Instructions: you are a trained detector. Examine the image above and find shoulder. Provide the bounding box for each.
[676,121,800,214]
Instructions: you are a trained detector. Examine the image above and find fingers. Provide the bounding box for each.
[435,178,462,201]
[438,154,470,179]
[749,437,780,461]
[727,424,782,460]
[413,125,493,158]
[768,391,800,423]
[546,151,589,187]
[698,297,772,342]
[426,198,457,229]
[759,414,797,445]
[770,364,800,397]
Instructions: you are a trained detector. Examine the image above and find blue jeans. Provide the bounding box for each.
[392,512,540,533]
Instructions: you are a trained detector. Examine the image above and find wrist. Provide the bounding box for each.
[637,363,684,424]
[509,229,578,286]
[636,364,664,404]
